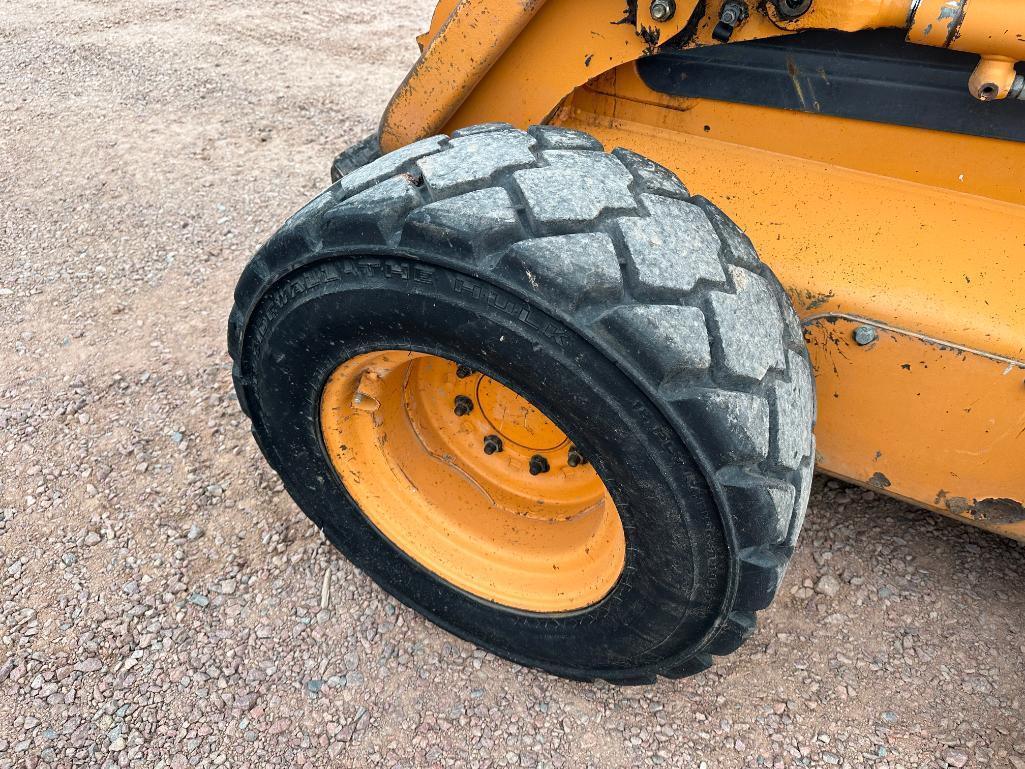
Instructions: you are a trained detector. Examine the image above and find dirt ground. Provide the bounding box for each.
[2,1,1024,767]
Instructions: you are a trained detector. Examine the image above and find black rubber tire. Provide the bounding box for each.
[330,133,381,183]
[229,123,815,684]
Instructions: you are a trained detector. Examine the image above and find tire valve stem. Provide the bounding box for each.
[456,364,474,379]
[567,446,587,468]
[483,435,503,455]
[453,395,474,417]
[529,455,550,475]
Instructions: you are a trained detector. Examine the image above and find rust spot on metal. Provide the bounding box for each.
[639,25,661,56]
[785,55,809,110]
[936,492,1025,524]
[868,472,891,489]
[944,494,972,515]
[615,0,638,26]
[794,288,835,311]
[973,498,1025,524]
[937,0,968,47]
[806,291,834,311]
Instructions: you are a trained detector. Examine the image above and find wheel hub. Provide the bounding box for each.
[319,350,625,613]
[473,374,568,453]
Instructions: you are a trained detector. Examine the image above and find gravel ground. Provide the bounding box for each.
[2,2,1024,767]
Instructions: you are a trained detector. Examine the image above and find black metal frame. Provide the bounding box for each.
[638,30,1025,142]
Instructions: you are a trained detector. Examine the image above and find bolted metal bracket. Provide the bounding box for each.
[636,0,700,49]
[713,1,749,42]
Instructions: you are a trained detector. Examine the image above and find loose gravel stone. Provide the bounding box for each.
[944,747,970,768]
[815,574,842,597]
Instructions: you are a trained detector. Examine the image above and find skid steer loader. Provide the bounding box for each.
[227,0,1025,683]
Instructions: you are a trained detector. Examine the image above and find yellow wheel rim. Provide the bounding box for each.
[319,350,626,613]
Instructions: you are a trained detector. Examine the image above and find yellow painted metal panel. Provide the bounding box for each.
[804,316,1025,540]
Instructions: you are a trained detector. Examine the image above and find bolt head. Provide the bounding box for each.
[567,447,585,468]
[649,0,675,22]
[453,395,474,417]
[720,1,747,24]
[456,364,474,379]
[483,435,503,455]
[853,325,878,346]
[528,455,550,475]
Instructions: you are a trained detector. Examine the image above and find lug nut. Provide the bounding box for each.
[567,446,586,467]
[456,364,474,379]
[529,455,550,475]
[483,435,503,455]
[853,325,878,346]
[649,0,675,22]
[453,395,474,417]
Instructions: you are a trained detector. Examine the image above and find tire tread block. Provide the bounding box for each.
[417,130,537,196]
[705,611,757,655]
[401,187,522,256]
[616,194,725,298]
[514,150,636,231]
[613,147,690,199]
[499,232,623,309]
[708,265,786,382]
[529,125,604,151]
[597,305,712,384]
[337,135,446,199]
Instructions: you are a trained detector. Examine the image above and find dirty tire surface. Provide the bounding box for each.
[330,133,382,183]
[229,125,816,684]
